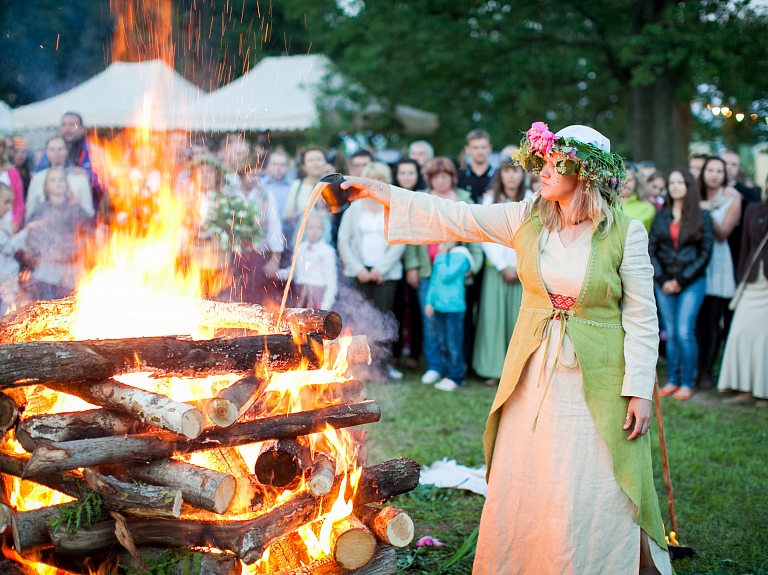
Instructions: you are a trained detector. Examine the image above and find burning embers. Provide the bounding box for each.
[0,298,419,574]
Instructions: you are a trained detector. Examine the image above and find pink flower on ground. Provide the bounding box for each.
[526,122,556,156]
[416,535,446,547]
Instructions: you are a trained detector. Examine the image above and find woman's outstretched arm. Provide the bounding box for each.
[342,176,528,248]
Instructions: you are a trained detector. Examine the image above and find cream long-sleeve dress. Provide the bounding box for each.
[384,187,672,575]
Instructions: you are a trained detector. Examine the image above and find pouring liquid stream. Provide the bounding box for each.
[276,183,326,325]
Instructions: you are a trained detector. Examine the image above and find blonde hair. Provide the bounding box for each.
[43,167,74,202]
[362,162,392,184]
[538,179,614,237]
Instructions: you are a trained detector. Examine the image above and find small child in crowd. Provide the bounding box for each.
[282,211,338,310]
[424,241,474,391]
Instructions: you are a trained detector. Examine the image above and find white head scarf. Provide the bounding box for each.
[555,125,611,153]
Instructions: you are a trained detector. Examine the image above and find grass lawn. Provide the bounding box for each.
[362,369,768,575]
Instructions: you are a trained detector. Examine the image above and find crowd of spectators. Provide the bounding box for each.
[1,113,766,402]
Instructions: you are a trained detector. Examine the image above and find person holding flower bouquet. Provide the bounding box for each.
[340,123,672,574]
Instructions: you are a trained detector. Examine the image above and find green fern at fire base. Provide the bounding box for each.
[123,548,204,575]
[46,490,104,537]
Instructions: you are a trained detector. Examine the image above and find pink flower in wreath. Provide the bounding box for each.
[526,122,556,156]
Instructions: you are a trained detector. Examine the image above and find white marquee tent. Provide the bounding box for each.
[197,54,438,134]
[11,60,203,131]
[10,54,438,135]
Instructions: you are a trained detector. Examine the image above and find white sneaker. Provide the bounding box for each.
[434,378,460,391]
[421,369,442,384]
[387,365,404,380]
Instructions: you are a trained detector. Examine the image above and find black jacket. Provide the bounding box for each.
[649,209,715,289]
[738,202,768,283]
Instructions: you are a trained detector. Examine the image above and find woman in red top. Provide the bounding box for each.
[648,169,715,399]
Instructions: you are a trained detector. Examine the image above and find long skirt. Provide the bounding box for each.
[474,320,672,574]
[472,265,523,379]
[717,265,768,399]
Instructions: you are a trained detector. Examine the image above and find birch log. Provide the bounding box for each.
[124,460,235,515]
[52,380,204,439]
[206,373,268,427]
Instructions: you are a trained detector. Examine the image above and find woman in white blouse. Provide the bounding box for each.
[340,124,672,575]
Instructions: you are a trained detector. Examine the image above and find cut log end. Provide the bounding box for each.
[322,311,343,340]
[179,409,205,439]
[309,453,335,497]
[0,392,19,431]
[331,516,377,570]
[213,474,237,515]
[206,398,238,428]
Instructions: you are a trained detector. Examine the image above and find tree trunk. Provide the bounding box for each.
[286,545,397,575]
[0,451,89,500]
[630,73,691,173]
[122,459,236,515]
[206,373,268,427]
[82,469,182,519]
[15,409,139,452]
[51,379,205,439]
[24,401,380,476]
[48,491,318,565]
[117,548,240,575]
[353,458,421,506]
[0,295,342,343]
[12,503,71,552]
[0,334,323,388]
[0,558,38,575]
[322,335,371,368]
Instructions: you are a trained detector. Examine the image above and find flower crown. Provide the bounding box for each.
[512,122,626,206]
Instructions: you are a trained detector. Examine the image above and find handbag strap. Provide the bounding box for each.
[738,225,768,286]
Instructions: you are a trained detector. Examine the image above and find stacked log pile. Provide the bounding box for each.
[0,298,420,574]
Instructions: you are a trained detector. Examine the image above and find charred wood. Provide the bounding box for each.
[354,458,421,506]
[82,469,182,519]
[253,439,310,488]
[24,401,381,476]
[49,491,318,565]
[15,409,139,452]
[0,334,323,388]
[117,547,239,575]
[0,295,342,342]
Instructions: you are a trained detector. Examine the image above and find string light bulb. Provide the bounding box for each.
[736,113,744,122]
[712,107,721,115]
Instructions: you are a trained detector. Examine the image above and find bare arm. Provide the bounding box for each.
[712,195,742,241]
